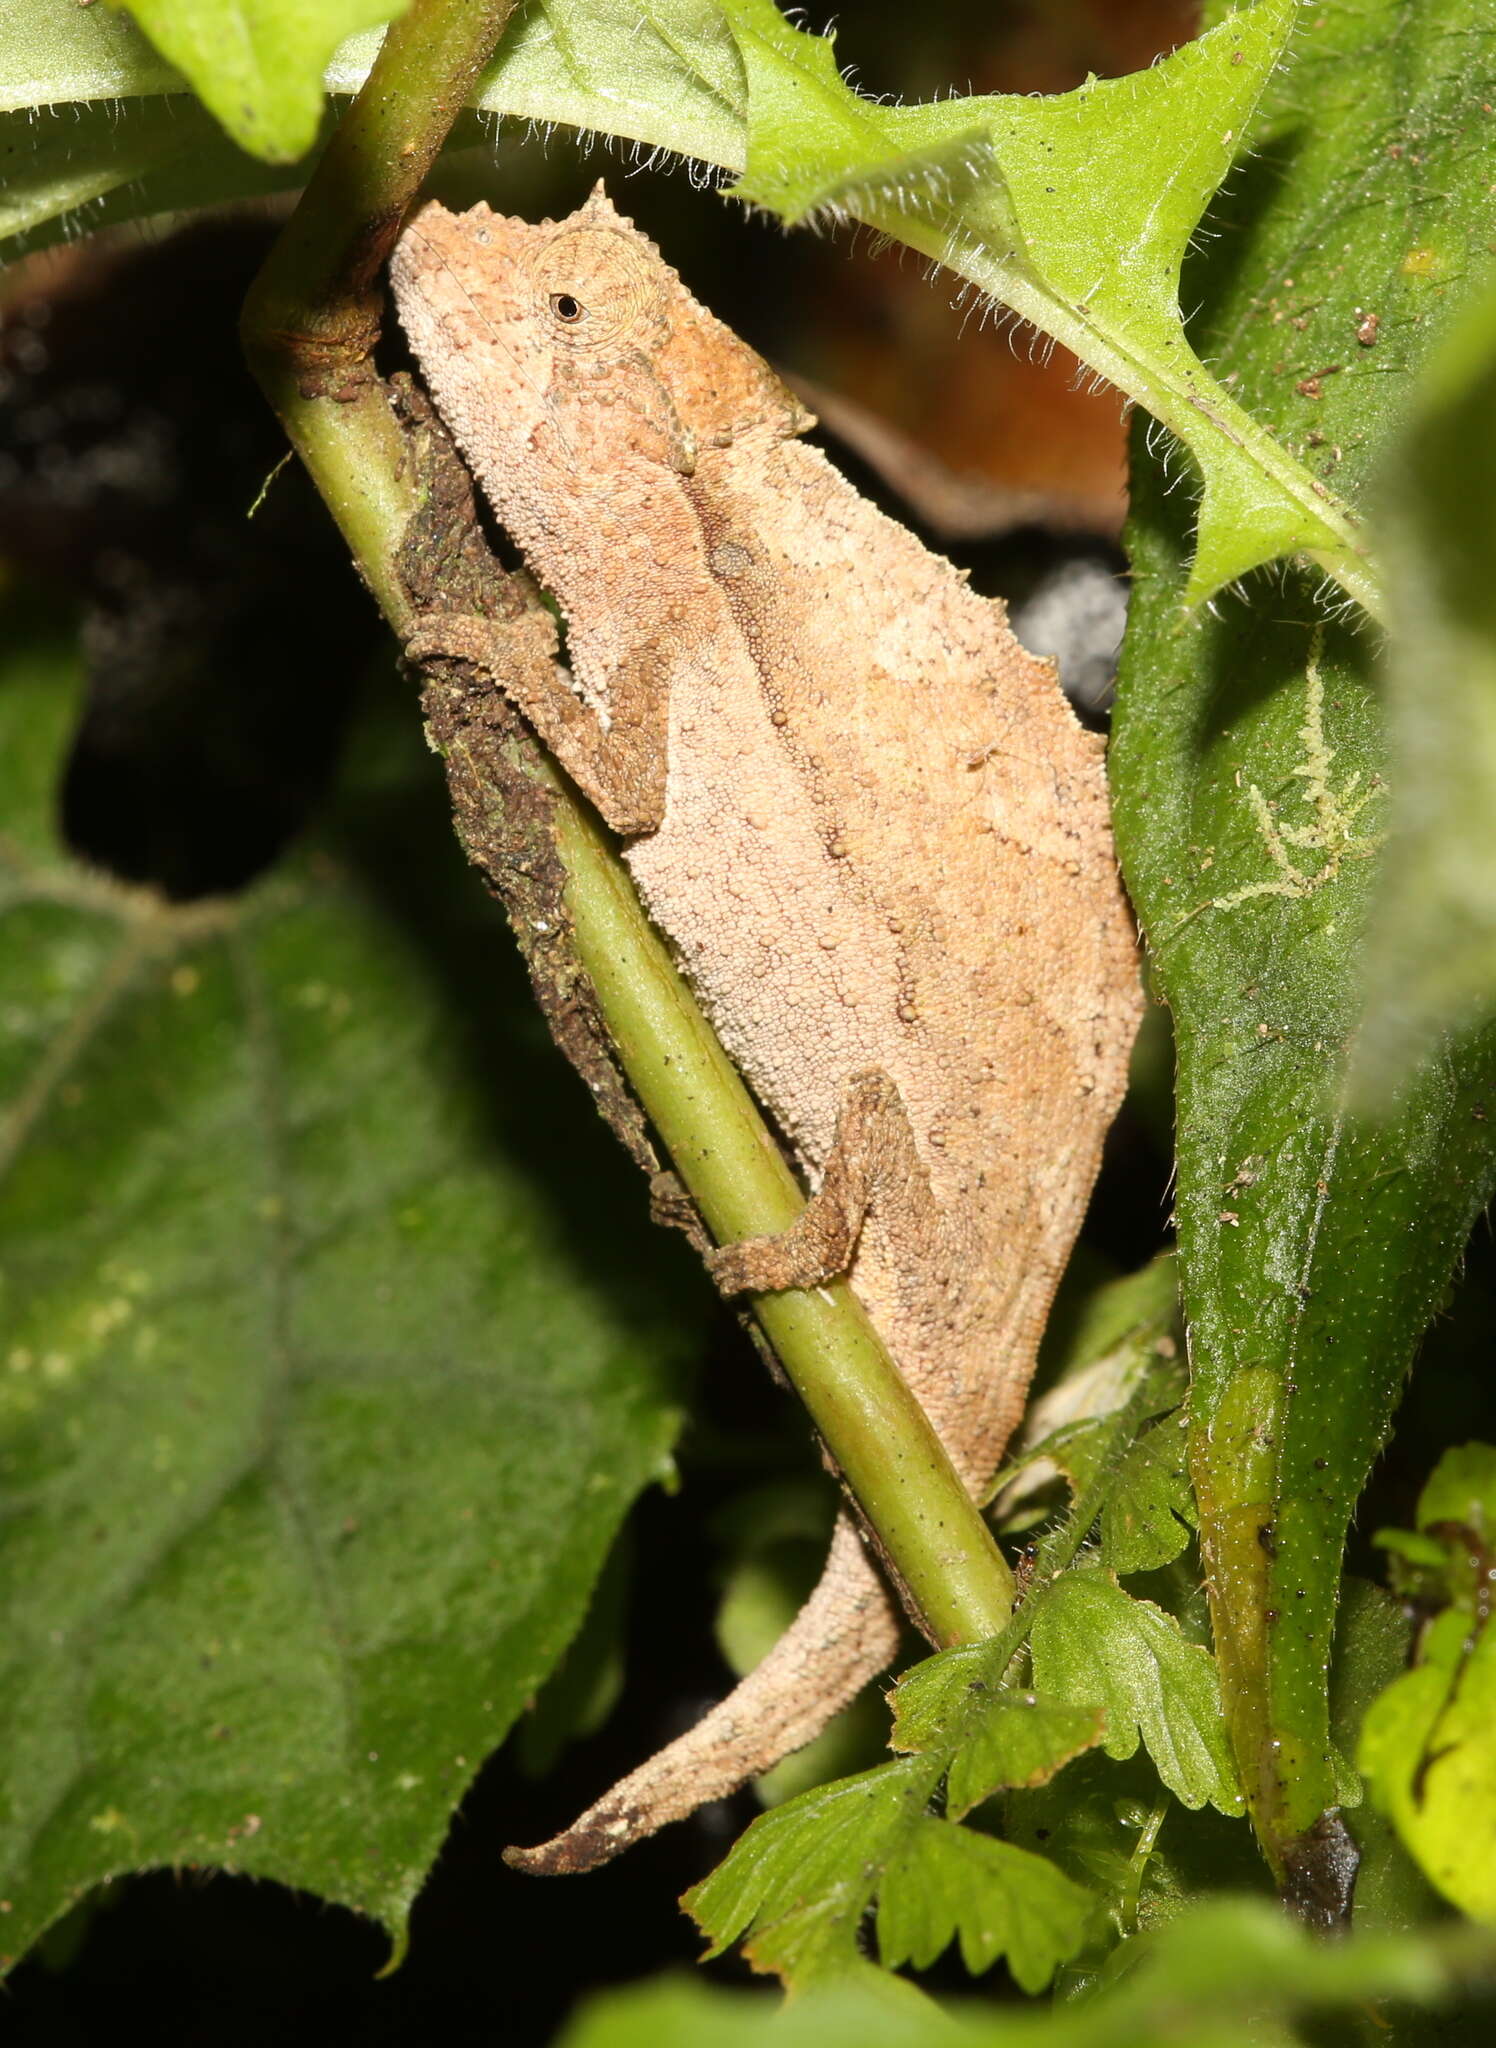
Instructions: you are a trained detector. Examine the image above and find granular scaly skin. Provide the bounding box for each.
[391,189,1142,1874]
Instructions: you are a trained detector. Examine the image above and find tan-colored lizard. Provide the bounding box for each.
[390,187,1141,1875]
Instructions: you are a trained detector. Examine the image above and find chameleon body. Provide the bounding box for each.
[390,189,1141,1874]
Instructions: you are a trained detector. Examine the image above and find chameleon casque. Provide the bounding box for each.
[390,187,1141,1875]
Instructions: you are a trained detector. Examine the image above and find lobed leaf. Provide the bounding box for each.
[686,1757,944,1988]
[1028,1573,1242,1816]
[1098,1410,1195,1576]
[989,1260,1183,1515]
[0,622,693,1967]
[890,1658,1103,1821]
[876,1820,1098,1995]
[686,1751,1099,1998]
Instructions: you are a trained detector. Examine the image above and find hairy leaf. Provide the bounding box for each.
[686,1758,944,1988]
[1357,272,1496,1082]
[715,0,1370,609]
[990,1260,1183,1515]
[686,1751,1097,1997]
[890,1659,1103,1820]
[6,0,1376,611]
[876,1820,1097,1994]
[1099,1410,1195,1576]
[1028,1573,1242,1816]
[561,1901,1493,2047]
[0,621,693,1968]
[3,0,184,102]
[1110,0,1496,1887]
[472,0,748,167]
[0,99,318,251]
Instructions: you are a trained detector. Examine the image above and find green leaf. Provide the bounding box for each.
[7,0,1380,612]
[1028,1572,1243,1816]
[1,0,184,103]
[3,6,735,279]
[1005,1745,1270,1951]
[474,0,749,168]
[559,1972,952,2048]
[1041,1251,1181,1383]
[716,0,1370,609]
[1416,1440,1496,1536]
[0,618,694,1969]
[890,1657,1103,1819]
[1359,1446,1496,1906]
[1359,1608,1496,1923]
[876,1820,1097,1995]
[1355,272,1496,1088]
[686,1752,1097,1997]
[1099,1410,1195,1576]
[1327,1577,1444,1932]
[991,1259,1183,1512]
[686,1757,944,1988]
[1110,0,1496,1878]
[560,1901,1495,2047]
[0,98,318,253]
[107,0,405,160]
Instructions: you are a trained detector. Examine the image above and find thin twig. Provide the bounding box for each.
[238,0,1015,1646]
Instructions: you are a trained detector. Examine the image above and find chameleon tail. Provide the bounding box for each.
[503,1512,902,1875]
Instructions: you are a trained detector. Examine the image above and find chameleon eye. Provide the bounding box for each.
[533,228,652,348]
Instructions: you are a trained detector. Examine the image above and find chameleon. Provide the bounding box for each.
[390,186,1141,1874]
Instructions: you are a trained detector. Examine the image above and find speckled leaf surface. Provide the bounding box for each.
[1109,0,1496,1879]
[0,617,693,1967]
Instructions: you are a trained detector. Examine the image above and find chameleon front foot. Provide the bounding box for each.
[707,1068,934,1297]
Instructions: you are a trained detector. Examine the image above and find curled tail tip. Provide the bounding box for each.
[503,1809,640,1878]
[506,1518,899,1878]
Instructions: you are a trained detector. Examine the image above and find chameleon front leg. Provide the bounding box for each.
[707,1068,938,1297]
[406,609,669,837]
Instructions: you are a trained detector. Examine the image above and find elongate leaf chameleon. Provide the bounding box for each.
[390,188,1142,1874]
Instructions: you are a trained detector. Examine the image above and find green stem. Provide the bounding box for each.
[555,788,1014,1644]
[241,0,522,624]
[241,0,1014,1649]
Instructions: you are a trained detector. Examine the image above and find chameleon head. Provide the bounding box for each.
[390,187,810,501]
